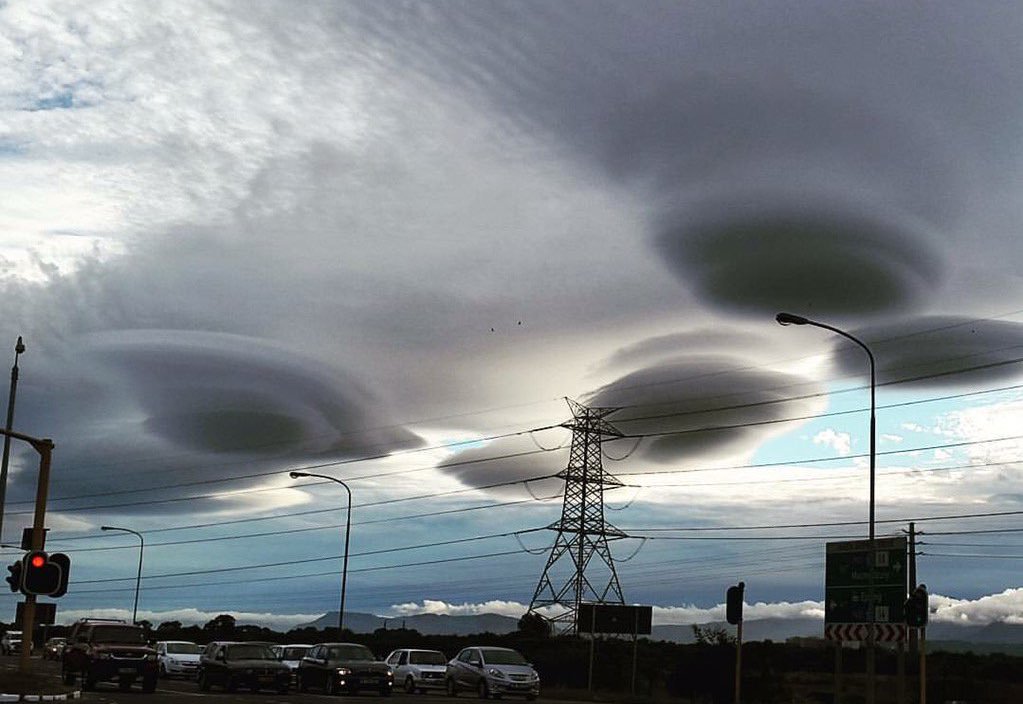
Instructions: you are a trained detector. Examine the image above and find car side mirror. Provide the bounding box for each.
[469,659,481,668]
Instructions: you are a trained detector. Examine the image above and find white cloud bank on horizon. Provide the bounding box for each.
[389,589,1023,627]
[54,589,1023,630]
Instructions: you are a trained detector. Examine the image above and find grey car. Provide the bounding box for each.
[445,647,539,700]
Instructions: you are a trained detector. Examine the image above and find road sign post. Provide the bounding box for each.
[825,537,907,703]
[826,537,907,640]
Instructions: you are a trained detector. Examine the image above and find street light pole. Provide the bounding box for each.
[101,526,144,624]
[777,312,877,704]
[290,471,351,636]
[0,336,26,544]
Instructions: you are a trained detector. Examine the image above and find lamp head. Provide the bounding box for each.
[14,337,24,355]
[289,471,308,479]
[776,312,811,326]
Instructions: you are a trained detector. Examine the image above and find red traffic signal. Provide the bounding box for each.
[22,550,62,596]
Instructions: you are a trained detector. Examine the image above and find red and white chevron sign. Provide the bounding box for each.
[825,623,906,642]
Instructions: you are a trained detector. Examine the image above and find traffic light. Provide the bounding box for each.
[905,583,929,628]
[49,553,70,598]
[726,581,745,625]
[22,550,62,596]
[5,560,23,593]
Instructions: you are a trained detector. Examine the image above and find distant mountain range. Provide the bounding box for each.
[300,611,1023,653]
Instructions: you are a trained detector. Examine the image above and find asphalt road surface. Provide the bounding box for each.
[2,656,555,704]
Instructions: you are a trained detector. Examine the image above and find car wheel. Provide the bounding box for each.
[477,679,490,699]
[380,686,393,697]
[446,678,458,697]
[326,674,337,696]
[297,674,307,693]
[198,672,210,691]
[62,669,75,686]
[83,668,97,691]
[405,676,416,694]
[142,674,157,693]
[225,676,237,693]
[526,696,536,702]
[159,663,167,678]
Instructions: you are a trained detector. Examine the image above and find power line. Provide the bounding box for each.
[618,434,1023,477]
[29,353,1023,504]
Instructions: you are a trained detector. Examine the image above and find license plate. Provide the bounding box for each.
[119,668,137,674]
[258,676,275,682]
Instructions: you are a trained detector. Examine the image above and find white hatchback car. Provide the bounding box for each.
[156,640,202,678]
[386,648,448,694]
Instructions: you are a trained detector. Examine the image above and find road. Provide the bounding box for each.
[2,656,555,704]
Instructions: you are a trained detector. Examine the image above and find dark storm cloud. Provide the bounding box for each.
[655,197,944,317]
[440,354,823,489]
[4,330,421,515]
[831,317,1023,388]
[348,2,1023,318]
[434,432,567,497]
[587,357,823,463]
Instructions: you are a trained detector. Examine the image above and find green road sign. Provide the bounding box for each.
[825,537,907,624]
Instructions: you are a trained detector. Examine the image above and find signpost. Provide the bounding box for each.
[577,604,652,696]
[826,536,907,637]
[826,537,907,704]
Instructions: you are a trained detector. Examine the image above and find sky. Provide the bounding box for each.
[2,1,1023,632]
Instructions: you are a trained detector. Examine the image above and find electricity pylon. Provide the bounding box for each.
[527,398,627,634]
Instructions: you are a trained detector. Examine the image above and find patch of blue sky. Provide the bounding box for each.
[23,80,103,112]
[28,89,75,111]
[754,381,1023,477]
[0,138,27,157]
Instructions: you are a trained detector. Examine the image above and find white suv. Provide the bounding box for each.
[386,648,448,694]
[1,631,22,655]
[156,641,202,678]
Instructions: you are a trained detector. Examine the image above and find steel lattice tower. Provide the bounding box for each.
[527,399,627,634]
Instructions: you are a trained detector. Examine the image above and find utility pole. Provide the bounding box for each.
[908,522,917,654]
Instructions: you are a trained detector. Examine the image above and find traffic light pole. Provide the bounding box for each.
[0,428,54,674]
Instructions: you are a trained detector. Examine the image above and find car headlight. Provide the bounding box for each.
[386,669,393,677]
[97,653,112,660]
[531,671,540,681]
[487,668,507,679]
[336,667,352,676]
[146,654,157,662]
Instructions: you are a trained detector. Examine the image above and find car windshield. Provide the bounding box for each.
[481,650,527,666]
[327,645,375,661]
[410,651,447,665]
[166,642,201,654]
[227,644,275,660]
[282,647,309,660]
[92,626,146,644]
